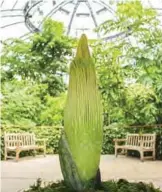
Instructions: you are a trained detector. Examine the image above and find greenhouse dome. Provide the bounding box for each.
[1,0,162,41]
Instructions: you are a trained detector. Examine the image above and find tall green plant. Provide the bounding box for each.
[59,34,103,191]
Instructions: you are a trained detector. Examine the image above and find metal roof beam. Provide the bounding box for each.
[24,1,43,32]
[96,7,107,15]
[86,0,98,27]
[67,1,80,35]
[93,0,115,15]
[38,0,72,28]
[1,21,24,28]
[0,0,4,7]
[1,9,23,12]
[102,28,132,41]
[1,15,24,18]
[59,7,70,15]
[76,13,90,17]
[86,0,99,37]
[12,0,19,9]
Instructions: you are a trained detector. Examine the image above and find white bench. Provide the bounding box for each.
[114,133,156,161]
[4,132,46,161]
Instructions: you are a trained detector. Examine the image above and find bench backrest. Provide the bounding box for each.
[126,134,156,147]
[4,133,36,147]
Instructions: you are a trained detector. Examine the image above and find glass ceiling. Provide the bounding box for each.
[1,0,162,41]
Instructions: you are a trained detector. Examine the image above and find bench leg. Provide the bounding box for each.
[125,149,128,156]
[33,150,36,157]
[16,149,20,162]
[153,150,156,160]
[115,148,118,157]
[44,146,46,157]
[4,148,7,161]
[140,151,144,162]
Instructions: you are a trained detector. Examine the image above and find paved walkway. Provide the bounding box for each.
[1,155,162,192]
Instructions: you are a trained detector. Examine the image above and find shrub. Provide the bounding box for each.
[102,123,127,154]
[40,94,66,126]
[23,178,161,192]
[1,135,4,160]
[1,81,46,126]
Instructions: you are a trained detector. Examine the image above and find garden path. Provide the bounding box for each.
[1,155,162,192]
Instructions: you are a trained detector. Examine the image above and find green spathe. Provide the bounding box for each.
[64,34,103,184]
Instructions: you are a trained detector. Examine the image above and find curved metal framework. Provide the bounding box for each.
[1,21,24,28]
[0,9,24,28]
[1,0,162,41]
[85,0,98,31]
[21,0,117,38]
[38,0,73,28]
[1,0,4,7]
[24,1,42,32]
[67,1,80,35]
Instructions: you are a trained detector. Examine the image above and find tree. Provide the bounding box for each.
[124,83,157,124]
[1,19,73,96]
[94,0,162,125]
[93,41,125,125]
[1,80,46,126]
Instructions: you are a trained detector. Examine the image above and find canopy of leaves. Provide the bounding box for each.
[1,19,73,96]
[1,19,72,126]
[40,93,66,126]
[1,81,46,126]
[93,0,162,125]
[1,80,66,126]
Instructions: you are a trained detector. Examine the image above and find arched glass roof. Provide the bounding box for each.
[1,0,162,41]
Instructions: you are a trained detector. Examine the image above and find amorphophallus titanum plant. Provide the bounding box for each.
[59,34,103,191]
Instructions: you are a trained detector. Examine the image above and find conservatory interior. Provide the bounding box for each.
[1,0,162,192]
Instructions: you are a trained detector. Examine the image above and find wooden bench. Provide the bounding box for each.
[114,133,156,161]
[4,132,46,161]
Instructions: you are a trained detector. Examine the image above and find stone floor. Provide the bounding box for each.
[1,155,162,192]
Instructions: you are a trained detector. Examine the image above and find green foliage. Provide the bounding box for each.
[124,83,157,124]
[102,123,127,154]
[1,80,66,126]
[93,42,125,125]
[1,19,72,96]
[98,0,158,34]
[1,135,5,160]
[1,81,46,126]
[102,179,161,192]
[23,178,161,192]
[1,19,72,128]
[93,42,157,125]
[2,1,162,128]
[40,94,66,125]
[94,0,162,125]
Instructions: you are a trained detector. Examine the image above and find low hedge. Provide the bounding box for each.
[1,124,162,160]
